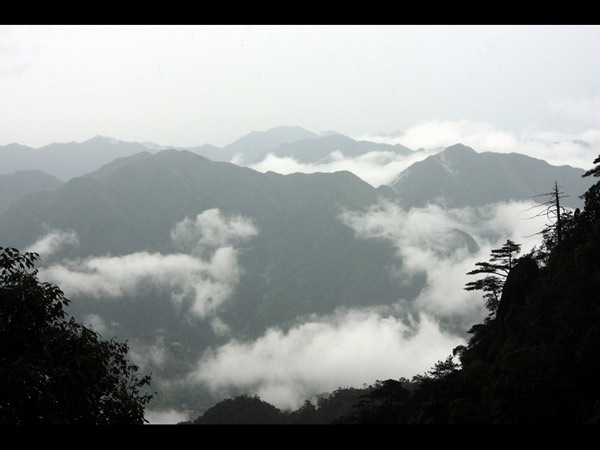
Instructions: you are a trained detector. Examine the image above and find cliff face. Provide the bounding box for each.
[496,256,540,320]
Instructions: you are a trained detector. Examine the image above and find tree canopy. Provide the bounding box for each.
[465,239,521,317]
[0,247,153,424]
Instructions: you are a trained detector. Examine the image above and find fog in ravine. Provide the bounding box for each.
[29,194,550,412]
[4,25,600,423]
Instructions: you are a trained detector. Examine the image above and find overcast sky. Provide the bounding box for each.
[2,25,600,151]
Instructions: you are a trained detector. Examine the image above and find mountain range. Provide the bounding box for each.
[0,126,595,417]
[0,126,324,180]
[391,143,591,209]
[0,170,63,214]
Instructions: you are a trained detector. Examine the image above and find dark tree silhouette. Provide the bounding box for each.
[0,247,153,424]
[465,239,521,316]
[192,394,284,424]
[525,181,571,256]
[579,155,600,225]
[582,154,600,178]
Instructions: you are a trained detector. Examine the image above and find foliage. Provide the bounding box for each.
[0,247,153,424]
[189,387,371,424]
[187,156,600,425]
[582,154,600,178]
[465,239,521,316]
[191,394,285,424]
[341,379,410,424]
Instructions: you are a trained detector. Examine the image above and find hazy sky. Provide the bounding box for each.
[2,25,600,150]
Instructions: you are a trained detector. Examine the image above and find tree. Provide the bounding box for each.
[0,247,153,424]
[347,379,410,424]
[580,155,600,225]
[465,239,521,316]
[193,394,284,424]
[525,181,571,256]
[582,154,600,178]
[429,355,460,380]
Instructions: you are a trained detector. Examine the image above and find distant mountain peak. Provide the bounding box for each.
[392,144,593,209]
[230,125,319,144]
[442,143,477,155]
[86,135,121,144]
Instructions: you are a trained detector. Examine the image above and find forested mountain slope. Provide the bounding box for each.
[188,156,600,424]
[392,143,593,209]
[0,170,63,214]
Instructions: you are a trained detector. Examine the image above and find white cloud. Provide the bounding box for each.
[183,198,551,411]
[249,149,439,188]
[144,408,191,425]
[355,120,519,153]
[246,118,599,189]
[171,208,258,252]
[39,251,238,319]
[356,119,599,172]
[37,209,258,320]
[340,199,547,318]
[189,309,464,411]
[24,228,78,257]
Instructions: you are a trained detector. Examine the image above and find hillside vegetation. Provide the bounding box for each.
[188,155,600,424]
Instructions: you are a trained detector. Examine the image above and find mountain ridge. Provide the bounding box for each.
[2,134,597,417]
[392,143,593,209]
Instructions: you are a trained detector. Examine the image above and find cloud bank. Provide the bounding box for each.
[24,228,79,257]
[145,408,191,425]
[355,119,599,171]
[186,199,549,410]
[189,309,464,411]
[249,148,440,188]
[37,209,258,320]
[247,119,599,189]
[340,199,547,318]
[171,208,258,254]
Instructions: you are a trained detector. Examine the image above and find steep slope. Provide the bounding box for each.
[0,150,412,336]
[392,144,593,209]
[0,137,152,181]
[0,170,63,214]
[0,127,323,180]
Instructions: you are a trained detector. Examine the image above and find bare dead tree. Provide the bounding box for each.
[524,181,571,254]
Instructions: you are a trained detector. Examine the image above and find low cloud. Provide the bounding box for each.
[354,119,600,172]
[39,250,240,318]
[186,199,549,410]
[171,208,258,253]
[247,119,598,189]
[145,408,191,425]
[189,309,464,411]
[340,199,547,318]
[249,149,439,188]
[37,209,258,320]
[24,228,78,257]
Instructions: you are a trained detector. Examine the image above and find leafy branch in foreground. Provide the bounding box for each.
[0,247,154,425]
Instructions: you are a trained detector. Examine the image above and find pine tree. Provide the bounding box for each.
[465,239,521,317]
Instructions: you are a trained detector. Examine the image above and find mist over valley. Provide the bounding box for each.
[1,126,596,422]
[3,25,600,425]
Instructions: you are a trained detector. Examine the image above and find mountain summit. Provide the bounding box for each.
[392,144,593,209]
